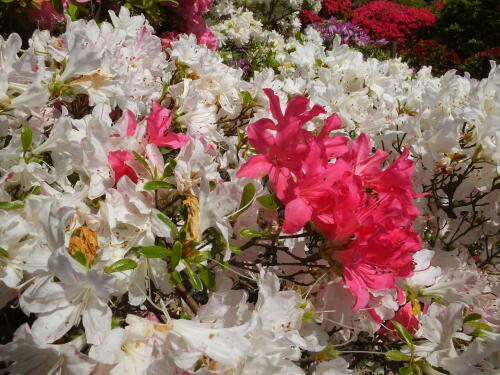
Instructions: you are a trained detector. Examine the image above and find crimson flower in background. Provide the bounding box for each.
[352,1,436,43]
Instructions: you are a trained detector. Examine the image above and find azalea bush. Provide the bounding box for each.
[434,0,500,59]
[0,2,499,375]
[351,1,436,43]
[398,39,462,76]
[0,0,216,49]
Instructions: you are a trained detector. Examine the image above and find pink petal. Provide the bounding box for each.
[298,104,326,124]
[146,101,172,140]
[284,95,310,119]
[236,154,272,178]
[282,197,313,234]
[263,89,284,124]
[269,166,293,201]
[247,118,276,153]
[320,114,343,135]
[126,110,138,137]
[343,268,370,310]
[151,132,189,149]
[108,150,138,183]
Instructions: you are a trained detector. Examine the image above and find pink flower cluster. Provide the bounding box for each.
[161,0,217,49]
[108,101,189,183]
[237,89,422,309]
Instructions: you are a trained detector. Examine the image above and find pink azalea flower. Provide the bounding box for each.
[110,110,137,137]
[28,1,64,31]
[378,302,419,338]
[160,31,180,49]
[239,89,422,312]
[185,15,217,50]
[108,150,138,183]
[145,101,189,149]
[237,89,326,200]
[333,224,420,309]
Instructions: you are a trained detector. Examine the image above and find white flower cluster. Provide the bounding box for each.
[0,6,498,375]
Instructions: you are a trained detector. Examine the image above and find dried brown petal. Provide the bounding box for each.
[68,226,99,266]
[183,193,201,242]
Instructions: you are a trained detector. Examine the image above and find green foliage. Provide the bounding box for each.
[0,201,25,210]
[239,228,263,238]
[105,258,138,273]
[143,181,176,190]
[20,124,32,153]
[137,245,171,258]
[385,350,411,362]
[435,0,500,58]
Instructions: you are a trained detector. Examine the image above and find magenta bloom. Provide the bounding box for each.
[236,89,326,200]
[28,1,64,31]
[108,150,138,183]
[378,302,420,338]
[238,89,422,312]
[146,101,189,149]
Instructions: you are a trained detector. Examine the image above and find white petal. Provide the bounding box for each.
[31,302,82,343]
[82,295,112,345]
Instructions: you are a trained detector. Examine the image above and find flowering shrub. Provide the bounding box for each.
[398,39,462,76]
[435,0,500,58]
[0,0,216,49]
[461,48,500,78]
[352,1,436,43]
[321,0,353,19]
[0,2,499,375]
[311,16,388,48]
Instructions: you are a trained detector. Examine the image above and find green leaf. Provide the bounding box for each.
[74,251,88,268]
[183,261,203,291]
[178,228,187,243]
[257,194,279,210]
[143,181,176,191]
[240,90,254,108]
[239,183,255,210]
[411,363,423,375]
[0,247,8,257]
[1,0,16,3]
[198,266,215,289]
[157,213,178,238]
[0,201,25,210]
[161,158,177,178]
[399,366,414,375]
[170,270,182,285]
[170,241,182,269]
[21,124,32,152]
[392,321,414,349]
[137,246,170,258]
[67,2,79,20]
[229,244,242,254]
[105,259,137,273]
[52,0,63,13]
[132,151,152,175]
[385,350,411,362]
[463,313,482,323]
[302,310,315,323]
[179,204,188,221]
[240,228,262,238]
[111,317,121,329]
[230,183,256,220]
[464,321,492,331]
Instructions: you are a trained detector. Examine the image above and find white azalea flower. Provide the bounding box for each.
[21,248,116,344]
[0,323,96,375]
